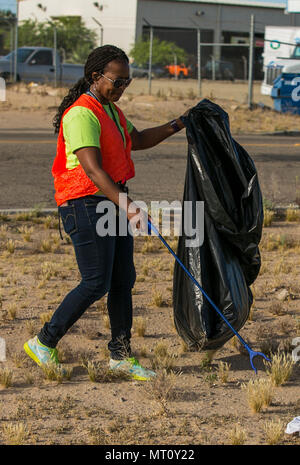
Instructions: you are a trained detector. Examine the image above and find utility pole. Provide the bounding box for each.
[37,5,58,87]
[92,17,103,47]
[248,14,255,110]
[13,0,28,82]
[13,1,19,82]
[143,18,153,95]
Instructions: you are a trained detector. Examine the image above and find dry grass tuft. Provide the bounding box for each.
[88,426,110,445]
[5,239,15,254]
[25,320,39,337]
[39,239,53,253]
[241,377,274,414]
[145,369,178,415]
[10,350,27,368]
[263,209,275,227]
[217,361,231,383]
[41,361,72,383]
[85,361,131,383]
[2,422,29,445]
[151,288,164,307]
[95,299,107,314]
[39,311,53,325]
[227,424,247,445]
[141,237,160,254]
[285,208,300,222]
[269,301,287,316]
[273,259,293,275]
[133,316,147,337]
[263,419,284,445]
[43,215,59,229]
[264,352,294,386]
[151,342,177,372]
[103,315,110,330]
[18,225,34,242]
[7,303,17,320]
[0,367,13,388]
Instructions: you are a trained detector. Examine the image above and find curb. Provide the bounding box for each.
[259,131,300,137]
[0,205,299,215]
[232,131,300,137]
[0,208,57,215]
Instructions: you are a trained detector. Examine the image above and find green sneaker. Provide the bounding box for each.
[109,357,156,381]
[24,336,60,367]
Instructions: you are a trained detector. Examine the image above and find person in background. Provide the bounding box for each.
[24,45,188,381]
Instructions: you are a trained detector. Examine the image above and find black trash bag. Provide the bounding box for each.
[173,99,264,351]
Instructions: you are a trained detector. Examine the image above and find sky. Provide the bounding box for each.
[0,0,290,15]
[0,0,17,15]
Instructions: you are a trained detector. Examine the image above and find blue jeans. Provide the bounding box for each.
[38,195,136,360]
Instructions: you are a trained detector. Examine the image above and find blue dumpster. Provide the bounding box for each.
[271,72,300,114]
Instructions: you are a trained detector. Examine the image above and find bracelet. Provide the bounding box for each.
[170,119,181,133]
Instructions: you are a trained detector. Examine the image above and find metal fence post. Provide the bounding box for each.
[148,25,153,95]
[174,53,178,80]
[10,23,13,80]
[211,55,216,81]
[143,18,153,96]
[248,14,255,109]
[13,4,19,83]
[197,28,201,98]
[53,25,57,88]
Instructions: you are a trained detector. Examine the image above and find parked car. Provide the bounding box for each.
[130,62,166,79]
[0,46,84,86]
[202,60,234,81]
[130,63,149,78]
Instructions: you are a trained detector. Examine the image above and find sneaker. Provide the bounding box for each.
[109,357,156,381]
[24,336,60,367]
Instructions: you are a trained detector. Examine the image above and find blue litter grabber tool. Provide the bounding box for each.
[147,219,270,374]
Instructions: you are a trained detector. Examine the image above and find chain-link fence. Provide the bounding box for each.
[142,15,260,108]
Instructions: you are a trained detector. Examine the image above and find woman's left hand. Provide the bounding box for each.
[180,108,192,119]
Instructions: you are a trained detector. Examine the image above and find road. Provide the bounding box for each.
[0,128,299,209]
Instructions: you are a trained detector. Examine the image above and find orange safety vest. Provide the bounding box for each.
[52,94,135,206]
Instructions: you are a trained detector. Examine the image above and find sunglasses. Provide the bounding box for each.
[100,73,132,89]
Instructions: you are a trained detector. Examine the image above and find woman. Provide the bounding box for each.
[24,45,187,381]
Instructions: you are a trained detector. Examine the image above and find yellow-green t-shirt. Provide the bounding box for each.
[62,103,134,195]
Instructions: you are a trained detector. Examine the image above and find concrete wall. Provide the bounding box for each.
[136,0,300,39]
[18,0,138,54]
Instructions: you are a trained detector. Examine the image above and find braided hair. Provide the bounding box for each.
[53,45,129,133]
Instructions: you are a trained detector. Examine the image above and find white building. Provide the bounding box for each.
[18,0,298,56]
[19,0,139,54]
[15,0,300,78]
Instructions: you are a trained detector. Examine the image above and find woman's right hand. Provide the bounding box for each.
[127,200,149,234]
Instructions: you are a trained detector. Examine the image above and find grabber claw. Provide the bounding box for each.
[248,349,271,375]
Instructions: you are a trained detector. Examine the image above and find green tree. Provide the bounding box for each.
[6,17,97,63]
[0,10,16,20]
[130,37,186,67]
[0,12,15,55]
